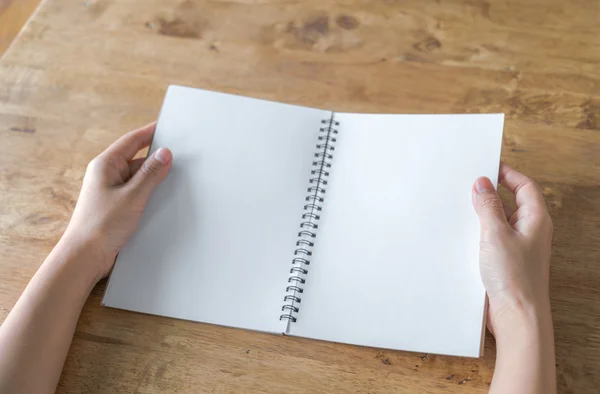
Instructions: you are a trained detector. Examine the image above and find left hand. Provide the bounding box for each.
[63,123,172,281]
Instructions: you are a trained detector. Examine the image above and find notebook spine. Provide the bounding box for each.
[280,116,339,323]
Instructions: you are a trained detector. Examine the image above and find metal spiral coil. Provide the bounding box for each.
[280,117,339,323]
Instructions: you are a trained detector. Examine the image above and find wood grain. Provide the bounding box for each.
[0,0,599,393]
[0,0,41,56]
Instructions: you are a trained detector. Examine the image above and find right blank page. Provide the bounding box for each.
[289,113,504,357]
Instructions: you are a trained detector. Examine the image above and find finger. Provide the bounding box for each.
[472,177,509,230]
[497,184,517,219]
[102,122,156,161]
[128,147,173,200]
[498,163,546,211]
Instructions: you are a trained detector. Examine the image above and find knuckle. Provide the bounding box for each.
[479,195,504,211]
[141,159,160,176]
[523,176,536,187]
[86,158,98,171]
[86,156,107,172]
[517,177,535,192]
[520,174,536,187]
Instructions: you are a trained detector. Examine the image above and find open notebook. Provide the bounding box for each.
[103,85,504,358]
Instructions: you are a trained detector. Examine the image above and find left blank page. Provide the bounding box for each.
[103,85,329,333]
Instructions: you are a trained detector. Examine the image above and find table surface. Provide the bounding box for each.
[1,0,599,392]
[0,0,40,55]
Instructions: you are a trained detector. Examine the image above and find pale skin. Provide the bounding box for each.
[0,124,556,394]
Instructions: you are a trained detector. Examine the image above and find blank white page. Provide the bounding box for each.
[103,85,329,333]
[289,114,503,357]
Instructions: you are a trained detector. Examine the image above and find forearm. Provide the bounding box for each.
[491,302,556,394]
[0,236,101,394]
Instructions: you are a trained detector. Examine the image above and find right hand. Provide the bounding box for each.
[471,163,553,335]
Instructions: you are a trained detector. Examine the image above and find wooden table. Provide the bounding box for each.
[1,0,599,392]
[0,0,39,55]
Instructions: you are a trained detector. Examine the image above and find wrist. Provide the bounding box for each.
[491,297,553,348]
[52,230,113,287]
[489,298,557,394]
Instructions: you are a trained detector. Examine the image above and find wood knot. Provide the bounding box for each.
[413,36,442,52]
[336,15,359,30]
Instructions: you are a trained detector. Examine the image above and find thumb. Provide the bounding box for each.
[129,147,172,200]
[472,177,507,230]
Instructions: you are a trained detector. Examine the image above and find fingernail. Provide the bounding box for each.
[154,148,170,165]
[475,177,494,193]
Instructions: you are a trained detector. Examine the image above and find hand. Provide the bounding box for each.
[472,163,553,335]
[0,124,172,394]
[62,123,172,282]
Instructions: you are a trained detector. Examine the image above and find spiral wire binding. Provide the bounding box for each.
[280,115,339,323]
